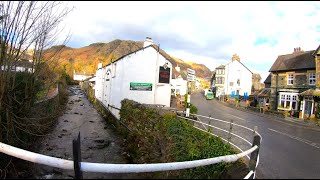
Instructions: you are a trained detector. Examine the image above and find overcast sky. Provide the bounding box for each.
[59,1,320,82]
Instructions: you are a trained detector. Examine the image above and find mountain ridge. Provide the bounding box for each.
[43,39,213,80]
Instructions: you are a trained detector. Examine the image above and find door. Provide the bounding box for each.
[102,69,111,107]
[304,100,312,118]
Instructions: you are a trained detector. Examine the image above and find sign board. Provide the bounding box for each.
[187,74,195,82]
[159,66,170,84]
[130,82,152,91]
[187,68,195,75]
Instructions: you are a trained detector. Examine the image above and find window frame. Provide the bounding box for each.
[278,92,298,110]
[287,74,294,85]
[309,72,316,85]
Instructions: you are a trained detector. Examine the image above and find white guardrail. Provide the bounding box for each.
[0,142,257,173]
[177,111,262,179]
[0,112,261,179]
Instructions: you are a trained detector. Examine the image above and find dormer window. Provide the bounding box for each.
[216,69,224,75]
[287,74,294,85]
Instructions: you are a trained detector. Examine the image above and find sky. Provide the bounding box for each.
[57,1,320,82]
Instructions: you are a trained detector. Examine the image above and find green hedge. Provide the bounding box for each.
[119,99,247,179]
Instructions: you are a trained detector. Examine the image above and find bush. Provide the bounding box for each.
[117,99,246,179]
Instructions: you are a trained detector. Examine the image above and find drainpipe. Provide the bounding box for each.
[275,71,279,110]
[154,44,160,104]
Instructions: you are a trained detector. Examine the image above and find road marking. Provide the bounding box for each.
[228,114,248,122]
[268,128,320,149]
[197,117,209,130]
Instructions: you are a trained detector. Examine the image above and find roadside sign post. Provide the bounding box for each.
[186,68,195,117]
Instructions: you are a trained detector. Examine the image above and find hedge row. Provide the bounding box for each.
[119,99,248,179]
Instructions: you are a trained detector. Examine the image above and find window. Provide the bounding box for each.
[309,72,316,85]
[216,77,224,84]
[237,79,240,86]
[216,69,224,75]
[287,74,294,85]
[280,94,285,108]
[285,95,291,109]
[278,93,298,110]
[230,82,234,86]
[291,95,297,110]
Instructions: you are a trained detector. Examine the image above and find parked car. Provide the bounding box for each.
[206,91,214,100]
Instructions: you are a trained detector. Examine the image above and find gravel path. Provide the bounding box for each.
[31,86,141,179]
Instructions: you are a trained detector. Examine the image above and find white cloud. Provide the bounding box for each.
[56,1,320,83]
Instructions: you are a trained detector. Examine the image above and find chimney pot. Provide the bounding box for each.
[98,62,102,69]
[143,37,154,48]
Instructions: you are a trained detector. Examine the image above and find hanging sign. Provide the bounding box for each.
[159,66,170,83]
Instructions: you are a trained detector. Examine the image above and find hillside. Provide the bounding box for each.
[43,39,213,80]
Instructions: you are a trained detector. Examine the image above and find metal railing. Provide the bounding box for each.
[177,111,262,179]
[0,111,261,179]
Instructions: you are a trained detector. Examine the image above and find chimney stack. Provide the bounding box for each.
[232,54,240,62]
[143,37,154,48]
[293,47,303,54]
[98,62,102,69]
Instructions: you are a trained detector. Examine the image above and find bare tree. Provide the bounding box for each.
[0,1,72,146]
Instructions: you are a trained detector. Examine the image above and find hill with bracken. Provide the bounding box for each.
[43,39,213,81]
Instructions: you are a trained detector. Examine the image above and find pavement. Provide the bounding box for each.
[216,99,320,131]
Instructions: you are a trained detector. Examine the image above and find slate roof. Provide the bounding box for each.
[15,59,33,68]
[269,50,315,72]
[224,60,253,74]
[252,88,271,97]
[312,44,320,56]
[299,88,320,97]
[98,44,183,78]
[264,73,271,84]
[216,65,225,69]
[100,44,175,69]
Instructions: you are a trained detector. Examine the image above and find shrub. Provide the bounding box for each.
[117,99,247,179]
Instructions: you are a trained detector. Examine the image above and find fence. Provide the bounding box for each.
[0,108,261,179]
[177,111,262,179]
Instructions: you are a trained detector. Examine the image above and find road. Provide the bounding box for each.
[191,91,320,179]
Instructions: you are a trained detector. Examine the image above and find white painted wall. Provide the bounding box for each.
[1,65,33,73]
[224,60,252,96]
[171,77,187,96]
[95,46,172,119]
[73,74,93,81]
[195,79,201,89]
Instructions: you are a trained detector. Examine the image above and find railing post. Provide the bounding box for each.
[73,132,83,179]
[227,120,233,144]
[253,126,258,136]
[208,115,212,132]
[249,135,261,179]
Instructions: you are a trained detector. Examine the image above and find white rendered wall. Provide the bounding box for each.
[171,78,187,96]
[225,61,252,96]
[73,74,93,81]
[95,46,172,119]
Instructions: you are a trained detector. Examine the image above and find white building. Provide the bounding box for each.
[215,54,253,97]
[171,75,187,96]
[195,78,201,90]
[73,70,94,81]
[1,59,34,73]
[95,37,173,119]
